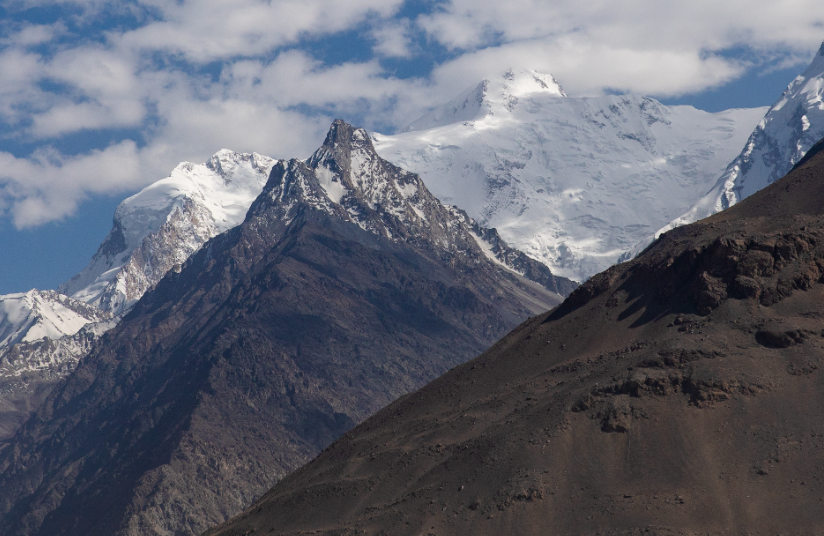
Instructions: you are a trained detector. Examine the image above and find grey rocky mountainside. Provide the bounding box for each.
[0,311,115,447]
[0,120,573,536]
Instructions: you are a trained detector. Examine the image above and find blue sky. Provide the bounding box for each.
[0,0,822,294]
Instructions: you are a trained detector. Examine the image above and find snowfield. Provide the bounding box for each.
[374,69,766,282]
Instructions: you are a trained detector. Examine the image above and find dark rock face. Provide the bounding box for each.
[207,142,824,536]
[0,121,571,536]
[0,326,104,446]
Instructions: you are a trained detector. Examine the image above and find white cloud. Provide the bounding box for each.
[1,23,66,46]
[27,47,145,136]
[418,0,824,56]
[117,0,405,62]
[0,141,143,228]
[417,0,824,97]
[371,19,413,58]
[0,49,48,122]
[424,37,748,99]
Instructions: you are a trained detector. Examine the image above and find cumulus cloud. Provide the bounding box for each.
[371,19,414,58]
[1,23,66,46]
[418,0,823,96]
[117,0,405,62]
[425,37,748,99]
[419,0,823,54]
[0,141,143,227]
[0,0,821,229]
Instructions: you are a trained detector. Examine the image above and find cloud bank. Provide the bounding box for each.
[0,0,821,228]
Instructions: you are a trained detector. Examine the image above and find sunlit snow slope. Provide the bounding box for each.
[374,69,765,282]
[59,150,275,314]
[640,42,824,248]
[0,290,109,349]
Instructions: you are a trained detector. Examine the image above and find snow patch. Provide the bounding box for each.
[411,205,427,221]
[397,181,418,198]
[468,230,522,276]
[315,165,348,203]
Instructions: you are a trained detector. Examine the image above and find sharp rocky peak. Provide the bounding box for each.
[263,119,438,238]
[255,120,574,296]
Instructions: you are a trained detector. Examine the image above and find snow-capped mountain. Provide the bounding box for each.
[373,69,766,282]
[0,150,275,442]
[0,290,110,349]
[404,69,567,131]
[0,290,113,443]
[59,150,276,315]
[257,120,575,296]
[0,121,574,536]
[639,42,824,246]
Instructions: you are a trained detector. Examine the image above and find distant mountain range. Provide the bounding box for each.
[0,44,823,536]
[0,121,571,536]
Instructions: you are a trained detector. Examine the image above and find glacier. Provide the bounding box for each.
[373,69,766,283]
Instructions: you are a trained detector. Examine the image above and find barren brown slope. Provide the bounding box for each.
[208,142,824,536]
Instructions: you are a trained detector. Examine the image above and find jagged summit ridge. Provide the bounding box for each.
[59,149,276,315]
[404,69,566,132]
[265,121,440,238]
[258,120,574,295]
